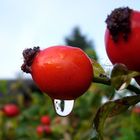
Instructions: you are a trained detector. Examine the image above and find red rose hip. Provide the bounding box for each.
[40,115,51,125]
[21,45,93,100]
[105,7,140,84]
[3,104,20,117]
[36,125,44,136]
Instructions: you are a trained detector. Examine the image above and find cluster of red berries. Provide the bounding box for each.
[36,115,52,137]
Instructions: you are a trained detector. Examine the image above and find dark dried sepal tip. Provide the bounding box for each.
[105,7,132,42]
[21,46,40,73]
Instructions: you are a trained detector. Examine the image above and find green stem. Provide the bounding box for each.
[93,77,140,95]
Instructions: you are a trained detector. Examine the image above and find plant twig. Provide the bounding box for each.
[93,77,140,95]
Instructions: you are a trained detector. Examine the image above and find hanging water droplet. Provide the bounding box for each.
[53,99,74,117]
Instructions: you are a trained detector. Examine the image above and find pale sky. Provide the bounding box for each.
[0,0,140,79]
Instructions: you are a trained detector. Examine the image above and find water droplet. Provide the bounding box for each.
[53,99,74,116]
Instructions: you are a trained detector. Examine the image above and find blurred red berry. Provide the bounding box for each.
[36,125,44,136]
[44,125,52,134]
[40,115,51,125]
[3,104,20,117]
[36,125,52,137]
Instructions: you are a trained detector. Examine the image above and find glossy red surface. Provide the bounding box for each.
[31,46,93,100]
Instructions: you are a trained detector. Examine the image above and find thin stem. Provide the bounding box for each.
[127,85,140,95]
[93,77,140,95]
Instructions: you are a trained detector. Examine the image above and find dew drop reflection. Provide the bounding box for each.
[53,99,74,117]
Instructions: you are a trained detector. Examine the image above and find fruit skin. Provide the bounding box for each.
[36,125,52,136]
[40,115,51,125]
[105,9,140,83]
[31,45,93,100]
[36,125,44,136]
[3,104,20,117]
[44,126,52,134]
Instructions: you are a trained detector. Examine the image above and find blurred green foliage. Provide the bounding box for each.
[0,79,140,140]
[65,26,98,61]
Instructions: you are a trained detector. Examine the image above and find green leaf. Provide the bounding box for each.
[127,71,140,79]
[93,95,140,140]
[91,59,106,78]
[109,95,140,117]
[93,101,115,140]
[111,63,130,90]
[111,64,140,90]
